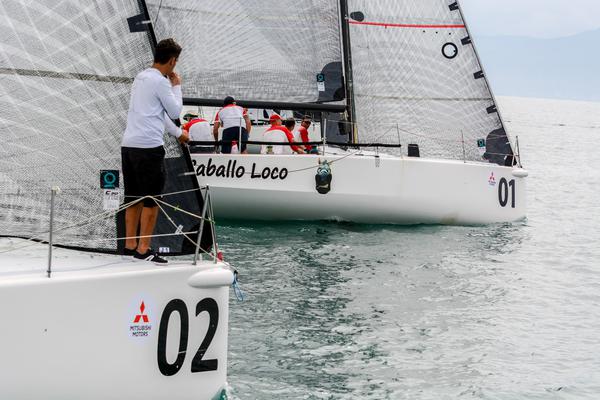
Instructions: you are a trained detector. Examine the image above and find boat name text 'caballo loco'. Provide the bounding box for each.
[192,158,289,180]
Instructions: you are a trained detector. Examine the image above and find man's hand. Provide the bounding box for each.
[178,130,190,144]
[212,122,220,140]
[244,114,252,133]
[169,72,181,86]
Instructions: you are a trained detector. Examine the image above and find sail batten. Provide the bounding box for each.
[0,67,134,83]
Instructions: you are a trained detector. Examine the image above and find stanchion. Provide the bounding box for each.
[193,186,209,266]
[47,186,60,278]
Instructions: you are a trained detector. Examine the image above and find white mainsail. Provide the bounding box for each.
[147,0,345,103]
[346,0,514,164]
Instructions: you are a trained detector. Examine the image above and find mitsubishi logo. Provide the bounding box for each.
[488,172,497,186]
[133,301,150,323]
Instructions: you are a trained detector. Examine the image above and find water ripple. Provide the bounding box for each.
[222,97,600,399]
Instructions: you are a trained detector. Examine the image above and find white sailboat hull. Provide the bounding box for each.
[0,242,233,400]
[191,152,527,225]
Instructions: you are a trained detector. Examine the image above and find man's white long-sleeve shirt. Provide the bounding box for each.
[122,68,182,148]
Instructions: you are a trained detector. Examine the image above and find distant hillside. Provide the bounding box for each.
[474,29,600,102]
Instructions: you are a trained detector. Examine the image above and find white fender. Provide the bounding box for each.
[187,265,234,288]
[512,168,529,178]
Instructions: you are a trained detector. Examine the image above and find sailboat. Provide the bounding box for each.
[149,0,528,225]
[0,1,235,399]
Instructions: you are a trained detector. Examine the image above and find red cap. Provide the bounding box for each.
[269,113,281,122]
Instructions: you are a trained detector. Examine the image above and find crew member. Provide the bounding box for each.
[213,96,251,154]
[262,114,303,155]
[184,114,214,153]
[284,117,305,153]
[298,115,316,153]
[121,38,189,264]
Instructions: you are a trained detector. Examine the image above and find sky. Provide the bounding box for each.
[459,0,600,38]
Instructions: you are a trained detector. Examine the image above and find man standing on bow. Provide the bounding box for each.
[121,38,189,264]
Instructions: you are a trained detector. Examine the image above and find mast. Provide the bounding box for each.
[137,0,158,51]
[339,0,358,143]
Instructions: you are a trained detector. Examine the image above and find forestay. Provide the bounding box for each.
[347,0,514,165]
[146,0,345,104]
[0,0,205,254]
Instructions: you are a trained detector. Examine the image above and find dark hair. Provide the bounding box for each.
[223,96,235,106]
[154,38,182,64]
[284,118,296,129]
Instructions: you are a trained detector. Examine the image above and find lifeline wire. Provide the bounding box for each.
[0,191,213,257]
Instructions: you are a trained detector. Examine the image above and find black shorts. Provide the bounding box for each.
[121,146,165,207]
[221,127,248,153]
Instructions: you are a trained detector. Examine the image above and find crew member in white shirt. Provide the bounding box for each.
[212,96,251,154]
[121,38,189,264]
[184,113,214,153]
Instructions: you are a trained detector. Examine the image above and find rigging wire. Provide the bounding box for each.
[0,191,213,255]
[153,0,165,27]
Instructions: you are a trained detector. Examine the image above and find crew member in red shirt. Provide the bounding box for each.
[284,117,305,153]
[262,114,303,155]
[298,115,315,153]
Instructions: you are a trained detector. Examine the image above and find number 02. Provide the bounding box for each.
[157,298,219,376]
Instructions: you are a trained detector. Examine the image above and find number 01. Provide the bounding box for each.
[498,178,516,208]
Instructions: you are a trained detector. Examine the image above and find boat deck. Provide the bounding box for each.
[0,237,216,281]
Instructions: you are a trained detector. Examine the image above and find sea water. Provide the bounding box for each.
[219,97,600,399]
